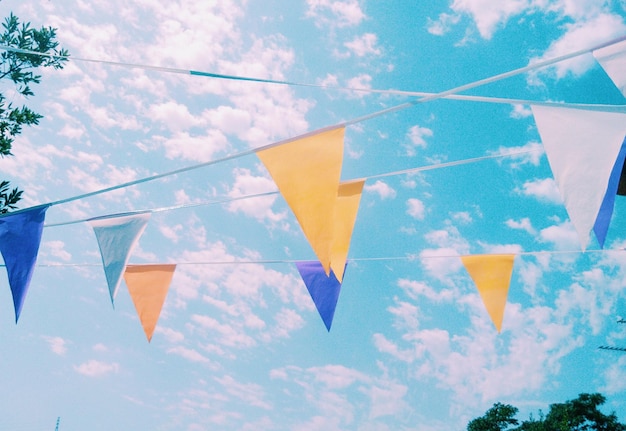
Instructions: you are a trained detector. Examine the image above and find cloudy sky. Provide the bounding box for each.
[1,1,626,430]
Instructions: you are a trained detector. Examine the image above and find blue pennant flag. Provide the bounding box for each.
[594,136,626,248]
[0,205,48,322]
[296,260,346,332]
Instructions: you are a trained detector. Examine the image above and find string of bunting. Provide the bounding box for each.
[0,37,625,340]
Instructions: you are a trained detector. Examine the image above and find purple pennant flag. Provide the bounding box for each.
[0,205,48,322]
[296,261,346,332]
[594,136,626,248]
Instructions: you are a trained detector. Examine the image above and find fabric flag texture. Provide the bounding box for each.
[593,137,626,248]
[0,205,48,322]
[593,39,626,96]
[330,179,365,282]
[89,212,151,305]
[531,105,626,250]
[257,127,344,274]
[296,260,346,332]
[461,254,515,333]
[124,264,176,342]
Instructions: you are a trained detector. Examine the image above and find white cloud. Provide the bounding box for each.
[427,12,461,36]
[344,33,381,57]
[345,73,373,98]
[42,336,68,355]
[397,279,455,302]
[451,211,473,224]
[310,364,368,389]
[159,129,229,162]
[364,180,396,200]
[368,381,408,419]
[601,355,626,394]
[42,241,72,262]
[226,167,284,223]
[489,141,544,168]
[510,104,533,119]
[406,198,426,220]
[207,105,253,137]
[539,220,580,250]
[92,343,108,352]
[528,13,626,83]
[167,346,215,365]
[154,326,185,344]
[148,101,205,133]
[306,0,366,28]
[74,359,119,377]
[375,298,583,417]
[419,247,463,280]
[450,0,530,39]
[373,333,415,363]
[215,375,272,410]
[268,308,306,339]
[405,125,434,156]
[516,177,562,203]
[269,364,409,427]
[505,217,537,235]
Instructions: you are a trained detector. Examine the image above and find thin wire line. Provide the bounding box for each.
[3,35,625,218]
[44,148,540,228]
[343,35,626,126]
[12,247,626,269]
[1,40,625,112]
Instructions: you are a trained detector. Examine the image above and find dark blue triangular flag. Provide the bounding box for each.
[594,136,626,248]
[0,205,48,322]
[296,260,346,332]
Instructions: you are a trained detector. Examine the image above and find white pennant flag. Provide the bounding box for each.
[532,105,626,250]
[89,212,151,305]
[593,40,626,97]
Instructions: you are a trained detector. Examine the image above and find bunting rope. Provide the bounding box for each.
[1,36,625,112]
[1,35,625,221]
[6,246,626,269]
[43,148,540,228]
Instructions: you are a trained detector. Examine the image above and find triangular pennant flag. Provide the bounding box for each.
[593,137,626,248]
[330,179,365,282]
[124,264,175,342]
[532,105,626,250]
[257,127,344,274]
[0,205,48,322]
[593,40,626,96]
[89,212,151,305]
[461,254,515,333]
[296,260,346,331]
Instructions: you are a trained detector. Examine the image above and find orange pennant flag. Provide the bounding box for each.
[460,254,515,333]
[330,179,365,282]
[257,127,344,274]
[124,264,176,342]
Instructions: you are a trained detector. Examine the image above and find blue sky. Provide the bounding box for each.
[1,1,626,430]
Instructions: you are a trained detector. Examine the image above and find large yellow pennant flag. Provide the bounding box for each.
[460,254,515,333]
[257,127,344,273]
[124,264,176,342]
[331,179,365,282]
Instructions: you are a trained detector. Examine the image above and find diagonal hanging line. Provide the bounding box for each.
[1,36,625,111]
[344,35,626,126]
[2,35,625,218]
[43,148,540,228]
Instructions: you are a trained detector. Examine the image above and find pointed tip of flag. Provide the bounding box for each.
[296,261,345,332]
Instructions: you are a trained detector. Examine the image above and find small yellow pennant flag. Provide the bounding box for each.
[124,264,176,342]
[460,254,515,333]
[257,127,344,274]
[330,179,365,282]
